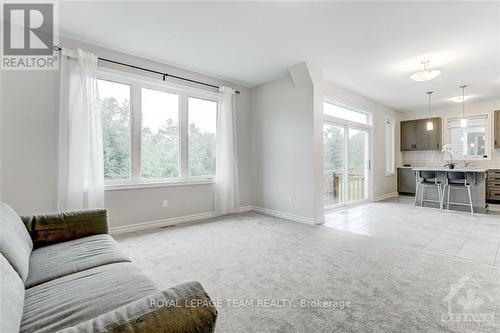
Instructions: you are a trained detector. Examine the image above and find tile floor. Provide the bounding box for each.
[323,196,500,266]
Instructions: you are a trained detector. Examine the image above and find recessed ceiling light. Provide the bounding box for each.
[410,60,441,81]
[448,95,472,103]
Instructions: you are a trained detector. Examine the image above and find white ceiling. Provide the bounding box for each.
[59,1,500,112]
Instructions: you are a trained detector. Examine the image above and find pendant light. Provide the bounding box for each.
[460,85,468,128]
[426,91,434,131]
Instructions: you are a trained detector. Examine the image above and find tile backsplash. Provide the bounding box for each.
[402,149,500,169]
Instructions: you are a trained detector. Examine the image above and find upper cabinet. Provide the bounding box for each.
[494,110,500,149]
[400,117,442,151]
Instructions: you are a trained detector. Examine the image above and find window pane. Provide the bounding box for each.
[448,116,487,158]
[188,97,217,176]
[141,88,179,178]
[323,124,345,207]
[98,79,131,180]
[385,120,395,174]
[324,102,369,125]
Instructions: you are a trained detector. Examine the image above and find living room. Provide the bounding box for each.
[1,1,500,332]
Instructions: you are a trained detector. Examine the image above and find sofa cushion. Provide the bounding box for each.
[21,262,159,333]
[0,254,25,333]
[25,234,131,288]
[0,202,33,281]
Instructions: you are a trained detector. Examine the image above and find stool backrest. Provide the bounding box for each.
[447,171,467,182]
[419,170,436,181]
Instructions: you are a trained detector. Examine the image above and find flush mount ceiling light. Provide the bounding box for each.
[410,60,441,81]
[449,95,472,103]
[426,91,434,131]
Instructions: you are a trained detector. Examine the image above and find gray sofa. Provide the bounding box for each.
[0,202,217,332]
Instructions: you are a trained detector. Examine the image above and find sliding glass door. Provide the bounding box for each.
[347,128,369,203]
[324,123,370,209]
[324,124,345,207]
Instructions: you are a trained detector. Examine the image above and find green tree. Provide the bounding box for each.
[142,119,179,178]
[188,122,216,176]
[101,97,130,180]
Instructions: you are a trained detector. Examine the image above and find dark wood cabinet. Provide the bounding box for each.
[494,110,500,149]
[401,121,416,151]
[398,168,416,195]
[426,118,442,150]
[414,119,427,150]
[400,117,442,151]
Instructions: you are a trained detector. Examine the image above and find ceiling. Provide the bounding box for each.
[59,1,500,112]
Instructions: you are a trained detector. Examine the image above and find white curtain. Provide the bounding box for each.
[215,86,240,214]
[58,49,104,210]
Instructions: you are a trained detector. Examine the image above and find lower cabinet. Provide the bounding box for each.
[398,167,416,195]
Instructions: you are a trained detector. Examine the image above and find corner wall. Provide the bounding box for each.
[250,68,319,223]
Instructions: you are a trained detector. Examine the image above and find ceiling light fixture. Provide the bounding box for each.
[459,85,468,128]
[426,91,434,131]
[410,60,441,81]
[449,95,472,103]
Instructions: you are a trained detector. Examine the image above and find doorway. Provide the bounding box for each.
[323,121,370,210]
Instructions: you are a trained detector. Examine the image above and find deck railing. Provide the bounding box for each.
[324,171,365,205]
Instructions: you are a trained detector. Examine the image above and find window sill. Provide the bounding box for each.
[105,179,215,191]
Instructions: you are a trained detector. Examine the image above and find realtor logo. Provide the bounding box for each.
[1,2,58,70]
[441,273,495,330]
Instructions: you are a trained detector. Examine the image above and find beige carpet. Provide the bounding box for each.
[114,212,500,332]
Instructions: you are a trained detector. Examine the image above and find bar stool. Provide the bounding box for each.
[414,170,443,211]
[443,172,473,216]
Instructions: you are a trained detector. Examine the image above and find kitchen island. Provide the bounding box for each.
[412,167,488,214]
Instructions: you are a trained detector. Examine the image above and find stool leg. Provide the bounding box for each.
[414,182,419,208]
[421,185,425,207]
[446,184,451,210]
[467,185,474,216]
[438,184,442,212]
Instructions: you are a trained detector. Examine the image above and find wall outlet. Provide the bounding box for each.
[162,200,169,208]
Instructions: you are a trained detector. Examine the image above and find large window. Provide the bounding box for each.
[323,102,370,125]
[385,117,395,175]
[447,115,489,159]
[141,88,179,179]
[97,71,218,186]
[98,79,131,180]
[188,97,217,176]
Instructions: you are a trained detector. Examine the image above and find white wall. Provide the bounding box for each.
[319,80,402,200]
[401,100,500,169]
[0,37,253,229]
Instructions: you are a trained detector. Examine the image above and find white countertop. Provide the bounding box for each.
[411,167,488,172]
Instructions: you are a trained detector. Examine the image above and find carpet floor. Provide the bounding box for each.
[114,212,500,332]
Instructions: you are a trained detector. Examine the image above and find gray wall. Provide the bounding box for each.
[0,37,253,229]
[1,38,403,229]
[250,72,317,221]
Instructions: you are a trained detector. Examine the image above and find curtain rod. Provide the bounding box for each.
[53,46,240,94]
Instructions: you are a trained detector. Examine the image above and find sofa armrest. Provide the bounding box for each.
[21,209,108,248]
[59,281,217,333]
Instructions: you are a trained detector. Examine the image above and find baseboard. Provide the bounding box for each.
[109,205,254,235]
[251,206,322,225]
[372,192,399,202]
